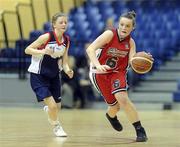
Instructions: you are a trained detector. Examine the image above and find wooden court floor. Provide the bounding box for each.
[0,107,180,147]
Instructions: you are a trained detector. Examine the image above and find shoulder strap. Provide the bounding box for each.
[37,32,51,50]
[63,34,70,47]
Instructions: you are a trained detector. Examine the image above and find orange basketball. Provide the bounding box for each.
[131,52,154,74]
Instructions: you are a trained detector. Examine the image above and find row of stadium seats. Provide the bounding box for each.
[0,0,180,103]
[67,0,180,66]
[0,0,180,81]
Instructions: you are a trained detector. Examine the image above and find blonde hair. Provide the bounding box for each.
[52,12,68,29]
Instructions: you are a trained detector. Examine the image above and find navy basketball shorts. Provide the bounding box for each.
[30,73,61,103]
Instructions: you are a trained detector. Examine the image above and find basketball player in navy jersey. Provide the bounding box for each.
[87,11,153,142]
[25,13,73,137]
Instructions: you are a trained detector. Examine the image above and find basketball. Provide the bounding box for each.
[52,45,65,58]
[46,44,65,58]
[130,52,154,74]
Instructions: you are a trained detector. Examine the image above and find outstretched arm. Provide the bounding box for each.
[86,30,113,72]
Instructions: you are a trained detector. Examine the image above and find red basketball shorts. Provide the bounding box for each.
[89,71,128,105]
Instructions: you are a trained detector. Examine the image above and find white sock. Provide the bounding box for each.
[48,118,60,126]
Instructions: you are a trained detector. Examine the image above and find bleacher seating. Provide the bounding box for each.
[43,22,52,32]
[29,30,43,42]
[0,0,180,83]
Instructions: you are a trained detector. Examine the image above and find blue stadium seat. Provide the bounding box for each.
[125,0,140,10]
[66,29,76,38]
[0,48,16,58]
[171,30,180,51]
[153,30,168,39]
[112,0,126,15]
[29,30,43,43]
[166,21,179,32]
[97,1,115,20]
[66,20,76,38]
[43,22,52,32]
[0,48,17,69]
[76,6,85,13]
[97,1,111,10]
[15,39,30,58]
[68,20,74,29]
[74,12,87,22]
[75,20,89,31]
[68,42,85,57]
[85,6,100,20]
[173,91,180,102]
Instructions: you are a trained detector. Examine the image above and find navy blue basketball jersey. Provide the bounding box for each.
[28,31,70,78]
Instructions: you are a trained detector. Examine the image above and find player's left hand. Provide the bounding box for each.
[44,47,54,56]
[147,52,154,61]
[65,69,74,78]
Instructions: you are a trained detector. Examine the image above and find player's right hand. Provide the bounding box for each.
[44,47,54,56]
[65,69,74,79]
[96,64,111,72]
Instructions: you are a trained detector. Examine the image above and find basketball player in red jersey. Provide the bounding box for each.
[87,11,152,142]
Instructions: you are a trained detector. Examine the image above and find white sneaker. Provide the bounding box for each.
[53,124,67,137]
[43,105,67,137]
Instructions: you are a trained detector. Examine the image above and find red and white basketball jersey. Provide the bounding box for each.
[92,28,131,73]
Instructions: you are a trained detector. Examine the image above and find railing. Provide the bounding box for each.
[16,2,36,33]
[0,0,84,48]
[59,0,64,12]
[1,11,15,48]
[44,0,50,21]
[1,10,26,79]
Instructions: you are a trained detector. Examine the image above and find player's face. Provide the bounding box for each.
[53,16,68,33]
[118,17,134,38]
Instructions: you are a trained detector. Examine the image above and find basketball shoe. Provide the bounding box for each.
[53,124,67,137]
[106,113,123,131]
[136,127,148,142]
[43,105,67,137]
